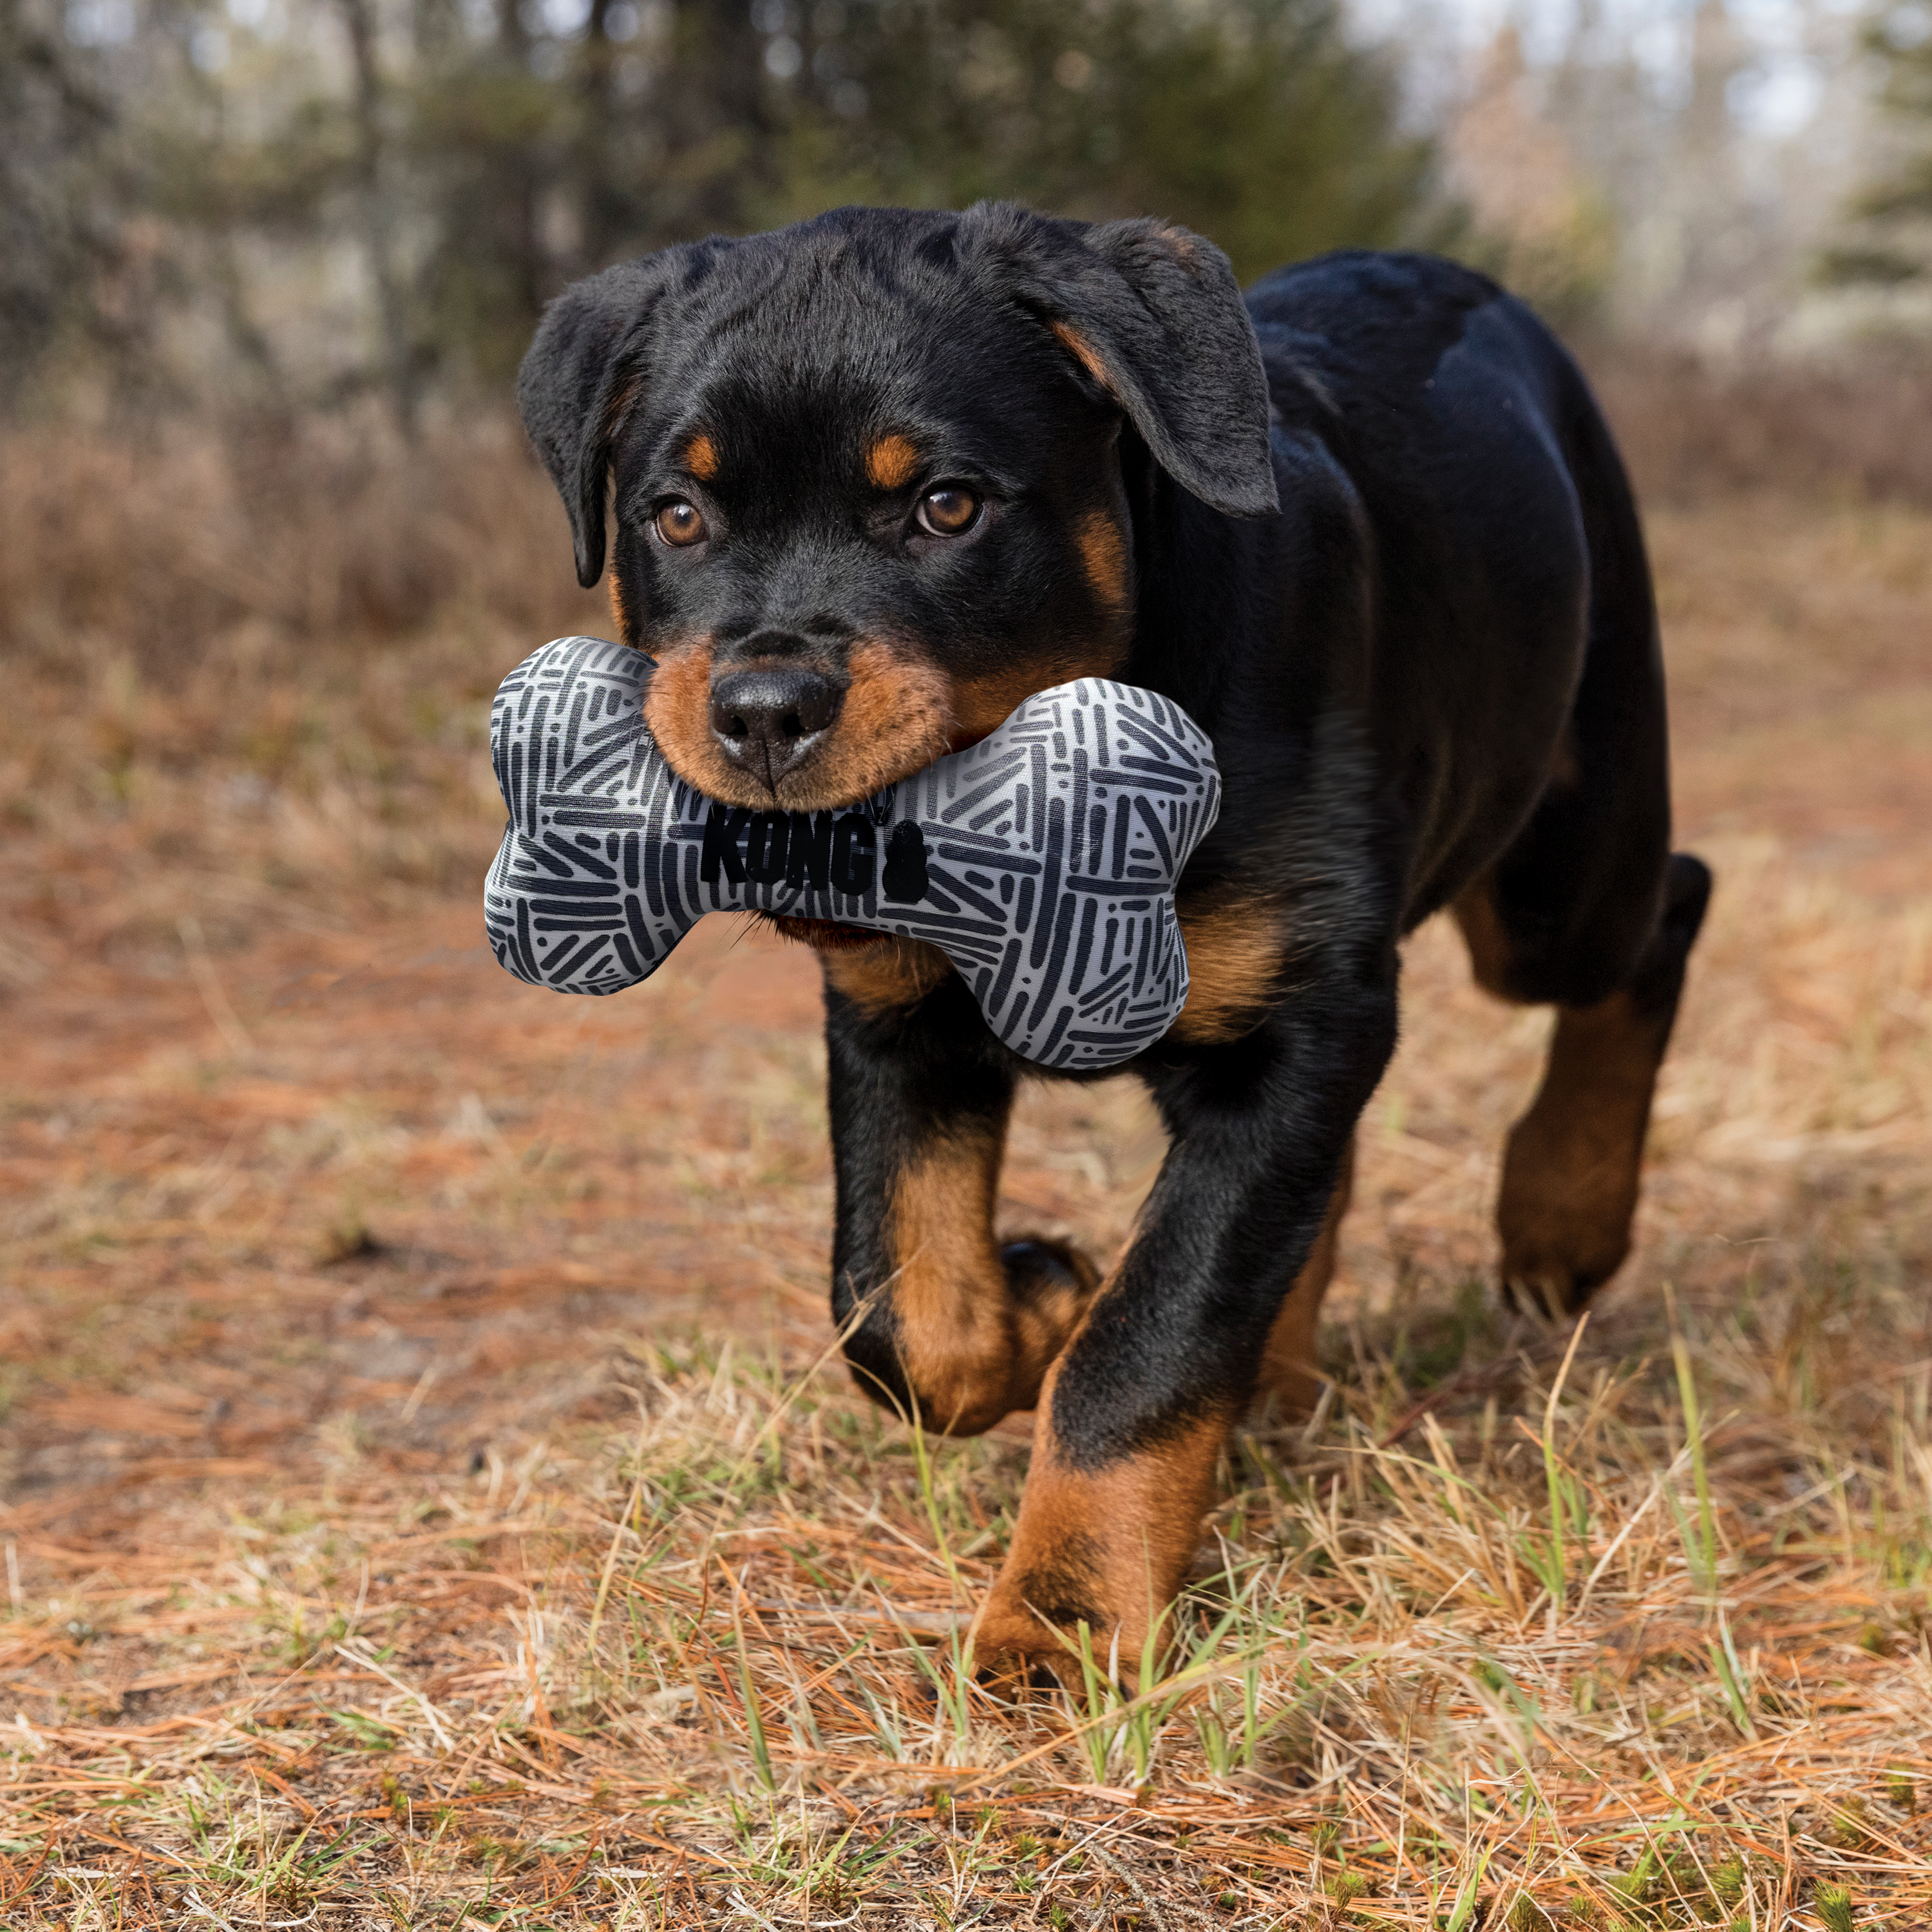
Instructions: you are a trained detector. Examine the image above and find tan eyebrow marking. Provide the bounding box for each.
[683,433,719,480]
[864,433,922,491]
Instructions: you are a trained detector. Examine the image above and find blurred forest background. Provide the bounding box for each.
[5,0,1932,667]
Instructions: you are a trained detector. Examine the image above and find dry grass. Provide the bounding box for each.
[1,452,1929,1926]
[6,1294,1929,1929]
[1585,352,1932,510]
[0,413,603,672]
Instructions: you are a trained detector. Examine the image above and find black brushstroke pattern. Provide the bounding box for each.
[485,636,1222,1070]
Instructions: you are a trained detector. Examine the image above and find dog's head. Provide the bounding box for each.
[517,202,1276,815]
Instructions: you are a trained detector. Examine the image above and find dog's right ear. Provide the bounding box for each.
[954,203,1278,519]
[516,249,697,589]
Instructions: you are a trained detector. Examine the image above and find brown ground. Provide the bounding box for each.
[5,496,1924,1508]
[1,493,1927,1924]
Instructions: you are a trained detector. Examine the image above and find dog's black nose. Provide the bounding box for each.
[708,667,843,790]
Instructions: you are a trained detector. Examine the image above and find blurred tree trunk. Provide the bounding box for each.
[495,0,549,325]
[340,0,420,435]
[1,0,120,406]
[578,0,625,270]
[674,0,771,231]
[412,0,460,59]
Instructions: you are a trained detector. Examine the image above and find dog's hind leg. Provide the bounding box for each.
[822,949,1099,1437]
[1459,854,1710,1316]
[1454,363,1712,1319]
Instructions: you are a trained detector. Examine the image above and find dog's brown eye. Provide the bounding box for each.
[915,487,980,537]
[655,501,708,547]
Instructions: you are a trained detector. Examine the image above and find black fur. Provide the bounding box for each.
[518,205,1704,1534]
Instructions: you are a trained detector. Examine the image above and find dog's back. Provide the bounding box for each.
[1225,251,1666,950]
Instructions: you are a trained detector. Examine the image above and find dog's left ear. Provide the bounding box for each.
[518,243,711,588]
[958,203,1278,518]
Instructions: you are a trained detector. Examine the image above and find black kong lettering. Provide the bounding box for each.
[744,812,790,885]
[700,804,751,884]
[830,813,876,896]
[786,811,834,891]
[882,820,929,904]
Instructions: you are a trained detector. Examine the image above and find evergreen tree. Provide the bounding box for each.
[1822,0,1932,289]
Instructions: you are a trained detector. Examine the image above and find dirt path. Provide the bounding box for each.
[3,497,1927,1531]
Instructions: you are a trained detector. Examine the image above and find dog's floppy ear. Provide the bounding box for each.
[516,247,701,588]
[957,203,1278,518]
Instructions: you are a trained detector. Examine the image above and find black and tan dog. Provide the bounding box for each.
[516,203,1711,1672]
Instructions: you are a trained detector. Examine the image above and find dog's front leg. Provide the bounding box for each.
[823,949,1099,1437]
[969,978,1397,1677]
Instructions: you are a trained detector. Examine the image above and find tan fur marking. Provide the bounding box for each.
[879,1144,1096,1439]
[1005,1255,1099,1415]
[1050,321,1116,395]
[864,433,922,491]
[948,634,1130,750]
[886,1135,1014,1436]
[970,1381,1233,1679]
[1076,509,1130,618]
[820,935,952,1014]
[1255,1136,1355,1416]
[1499,989,1674,1314]
[603,372,643,447]
[1170,901,1285,1043]
[764,915,889,956]
[1452,875,1516,1001]
[802,639,954,807]
[638,640,719,790]
[949,666,1070,748]
[642,636,954,811]
[683,433,719,480]
[1458,873,1678,1312]
[607,573,632,641]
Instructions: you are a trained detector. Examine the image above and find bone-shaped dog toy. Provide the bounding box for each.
[486,636,1222,1070]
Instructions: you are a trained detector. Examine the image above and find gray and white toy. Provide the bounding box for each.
[486,636,1221,1070]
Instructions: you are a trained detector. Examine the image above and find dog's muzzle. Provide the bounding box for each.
[485,636,1221,1070]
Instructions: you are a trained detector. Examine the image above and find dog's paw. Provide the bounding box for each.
[1001,1236,1099,1301]
[995,1238,1100,1413]
[1499,1265,1600,1321]
[966,1580,1117,1692]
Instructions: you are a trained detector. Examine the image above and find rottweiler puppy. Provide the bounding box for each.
[516,202,1711,1673]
